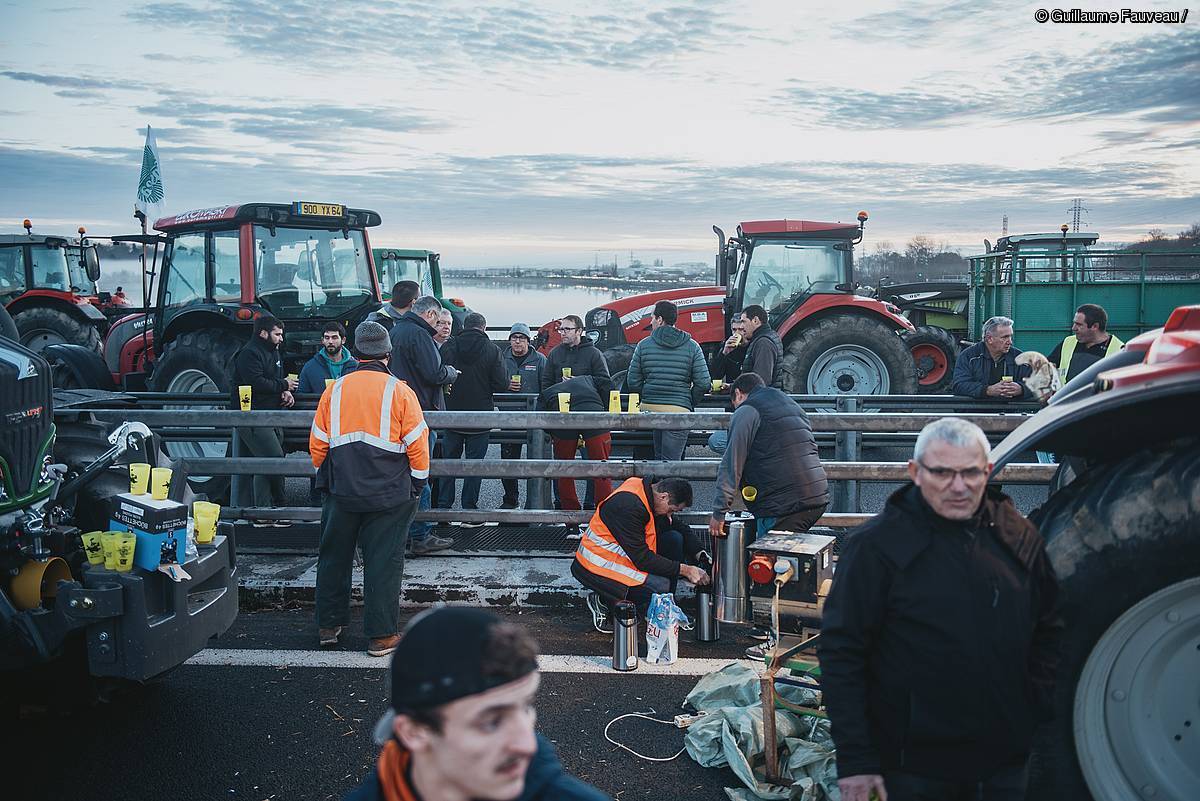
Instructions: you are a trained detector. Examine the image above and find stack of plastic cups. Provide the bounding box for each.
[193,501,220,545]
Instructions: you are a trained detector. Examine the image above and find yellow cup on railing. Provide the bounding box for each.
[238,384,252,411]
[193,501,220,545]
[129,462,150,495]
[101,531,120,570]
[114,532,137,572]
[608,390,622,413]
[80,531,105,565]
[742,485,758,503]
[557,393,571,413]
[151,467,172,500]
[627,393,640,414]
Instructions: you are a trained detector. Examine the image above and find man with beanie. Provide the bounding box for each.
[347,608,609,801]
[500,322,546,509]
[311,321,430,657]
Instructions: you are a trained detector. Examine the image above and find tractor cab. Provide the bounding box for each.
[717,215,867,335]
[373,247,471,333]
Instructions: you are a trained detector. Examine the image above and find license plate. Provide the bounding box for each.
[293,202,345,217]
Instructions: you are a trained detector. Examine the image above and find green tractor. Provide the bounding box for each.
[373,248,471,332]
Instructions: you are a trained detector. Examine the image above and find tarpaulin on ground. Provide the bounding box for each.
[683,662,839,801]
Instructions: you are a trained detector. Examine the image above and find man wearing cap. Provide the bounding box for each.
[349,608,609,801]
[500,323,547,509]
[311,321,431,657]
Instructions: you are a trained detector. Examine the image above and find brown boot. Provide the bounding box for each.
[368,634,402,657]
[318,626,344,647]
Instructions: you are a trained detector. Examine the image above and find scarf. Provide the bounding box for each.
[377,740,420,801]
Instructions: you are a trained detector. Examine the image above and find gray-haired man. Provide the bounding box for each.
[820,418,1062,801]
[950,315,1033,400]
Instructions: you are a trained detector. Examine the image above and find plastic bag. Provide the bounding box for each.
[645,592,689,665]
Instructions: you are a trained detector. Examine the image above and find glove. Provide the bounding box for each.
[411,477,427,500]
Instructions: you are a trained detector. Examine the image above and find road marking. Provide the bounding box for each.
[186,648,756,676]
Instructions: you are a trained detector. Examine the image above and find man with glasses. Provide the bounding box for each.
[951,315,1033,400]
[820,417,1062,801]
[541,314,611,393]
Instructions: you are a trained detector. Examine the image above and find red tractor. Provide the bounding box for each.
[1,221,107,353]
[559,213,918,395]
[44,201,385,498]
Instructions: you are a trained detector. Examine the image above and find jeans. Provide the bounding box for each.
[882,759,1029,801]
[236,426,285,508]
[708,429,729,455]
[500,442,523,505]
[315,496,418,639]
[653,428,689,461]
[436,430,490,509]
[408,431,437,542]
[756,505,827,537]
[552,434,612,511]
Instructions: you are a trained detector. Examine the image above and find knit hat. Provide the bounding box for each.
[508,322,532,339]
[354,320,392,359]
[373,608,539,743]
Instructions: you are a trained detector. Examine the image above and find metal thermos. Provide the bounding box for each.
[715,512,753,624]
[695,553,719,642]
[612,601,638,671]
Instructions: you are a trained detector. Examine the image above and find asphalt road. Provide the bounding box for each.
[11,606,757,801]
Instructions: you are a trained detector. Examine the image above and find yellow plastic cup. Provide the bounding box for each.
[561,367,572,379]
[627,393,640,414]
[151,467,172,500]
[193,501,220,545]
[238,384,252,411]
[287,373,298,382]
[101,531,120,570]
[1001,375,1013,383]
[557,392,571,413]
[129,462,151,495]
[511,374,522,389]
[711,379,723,392]
[114,532,137,572]
[742,485,758,503]
[325,378,334,389]
[81,531,105,565]
[608,390,622,413]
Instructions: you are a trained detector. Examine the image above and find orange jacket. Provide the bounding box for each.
[574,477,657,587]
[310,361,430,511]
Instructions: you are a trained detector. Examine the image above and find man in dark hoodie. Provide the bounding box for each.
[626,300,710,460]
[820,417,1062,801]
[437,312,507,519]
[500,323,547,509]
[347,608,609,801]
[541,314,610,392]
[230,314,295,510]
[740,304,784,388]
[298,321,358,393]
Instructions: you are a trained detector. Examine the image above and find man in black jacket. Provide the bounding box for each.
[437,312,507,520]
[740,305,784,388]
[820,417,1062,801]
[230,314,296,511]
[541,315,611,393]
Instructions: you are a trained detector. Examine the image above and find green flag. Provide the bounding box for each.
[135,125,165,223]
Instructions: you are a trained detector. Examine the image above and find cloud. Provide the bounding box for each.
[142,52,220,64]
[0,70,138,91]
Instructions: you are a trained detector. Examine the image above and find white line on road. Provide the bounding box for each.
[186,648,755,676]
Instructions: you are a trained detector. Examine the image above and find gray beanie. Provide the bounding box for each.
[354,320,392,359]
[509,322,532,339]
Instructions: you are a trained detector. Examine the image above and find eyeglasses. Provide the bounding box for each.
[559,326,578,332]
[917,460,987,482]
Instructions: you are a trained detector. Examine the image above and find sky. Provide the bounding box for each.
[1,1,1198,267]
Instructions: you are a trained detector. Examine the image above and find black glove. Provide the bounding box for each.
[411,477,428,499]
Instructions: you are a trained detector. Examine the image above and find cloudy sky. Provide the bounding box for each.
[2,1,1197,267]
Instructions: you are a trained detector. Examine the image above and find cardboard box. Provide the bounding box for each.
[108,519,186,571]
[111,493,187,534]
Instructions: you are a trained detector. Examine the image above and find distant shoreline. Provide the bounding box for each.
[446,273,708,292]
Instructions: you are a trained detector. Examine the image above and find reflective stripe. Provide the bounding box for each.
[411,466,430,480]
[583,526,631,557]
[310,422,329,443]
[330,381,344,439]
[576,541,648,584]
[402,419,428,447]
[379,377,398,442]
[328,431,407,453]
[1058,334,1125,381]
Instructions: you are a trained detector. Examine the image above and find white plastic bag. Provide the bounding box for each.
[645,593,689,665]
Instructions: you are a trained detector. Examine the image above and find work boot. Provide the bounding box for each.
[499,498,519,509]
[410,534,454,556]
[318,626,344,647]
[368,634,402,657]
[586,591,612,634]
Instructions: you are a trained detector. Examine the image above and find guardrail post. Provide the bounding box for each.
[524,395,548,509]
[229,429,245,506]
[832,396,848,512]
[845,396,861,513]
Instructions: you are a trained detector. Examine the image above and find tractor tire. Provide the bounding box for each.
[903,325,958,394]
[602,344,634,377]
[1026,438,1200,801]
[148,329,243,503]
[780,314,917,396]
[12,306,100,354]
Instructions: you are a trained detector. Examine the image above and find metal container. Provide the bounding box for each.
[695,587,719,642]
[612,601,638,671]
[715,512,753,624]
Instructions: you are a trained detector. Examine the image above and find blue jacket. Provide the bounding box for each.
[626,324,711,409]
[297,349,358,393]
[950,341,1033,400]
[344,734,610,801]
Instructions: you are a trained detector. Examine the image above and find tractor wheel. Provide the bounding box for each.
[780,314,917,396]
[12,306,100,354]
[148,329,243,502]
[1026,438,1200,801]
[903,325,959,394]
[602,344,634,377]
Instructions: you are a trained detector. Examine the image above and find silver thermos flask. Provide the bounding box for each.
[715,512,753,624]
[695,553,719,642]
[612,601,638,671]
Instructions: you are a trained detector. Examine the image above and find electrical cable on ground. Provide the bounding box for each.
[603,713,688,762]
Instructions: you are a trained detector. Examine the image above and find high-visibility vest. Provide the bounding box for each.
[1058,334,1124,381]
[574,477,657,587]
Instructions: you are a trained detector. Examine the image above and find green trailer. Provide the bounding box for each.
[372,248,471,331]
[967,231,1200,355]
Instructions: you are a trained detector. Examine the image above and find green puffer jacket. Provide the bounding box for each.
[626,325,711,409]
